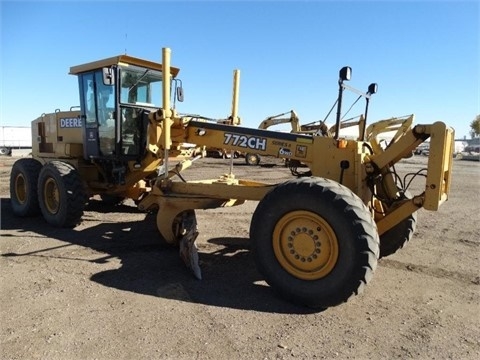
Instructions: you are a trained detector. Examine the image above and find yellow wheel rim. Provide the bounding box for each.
[273,210,339,280]
[44,178,60,214]
[14,173,27,204]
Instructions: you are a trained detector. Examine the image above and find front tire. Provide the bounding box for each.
[38,161,87,227]
[250,177,379,309]
[99,194,125,205]
[245,153,260,166]
[379,213,417,258]
[10,158,42,216]
[379,191,417,258]
[0,147,11,156]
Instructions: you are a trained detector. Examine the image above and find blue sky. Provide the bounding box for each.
[1,0,479,139]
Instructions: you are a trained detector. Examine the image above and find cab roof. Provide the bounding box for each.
[69,54,180,77]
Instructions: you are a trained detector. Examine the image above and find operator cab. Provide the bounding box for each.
[69,55,181,164]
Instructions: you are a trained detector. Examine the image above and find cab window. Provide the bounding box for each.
[119,65,162,107]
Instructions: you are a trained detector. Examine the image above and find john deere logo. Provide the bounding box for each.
[60,117,83,128]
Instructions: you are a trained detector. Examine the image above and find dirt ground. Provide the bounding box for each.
[0,153,479,360]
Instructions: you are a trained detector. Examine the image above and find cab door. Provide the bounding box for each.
[78,70,117,159]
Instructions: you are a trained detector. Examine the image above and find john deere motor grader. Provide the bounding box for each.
[10,48,454,309]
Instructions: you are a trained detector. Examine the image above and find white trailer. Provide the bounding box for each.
[453,140,467,154]
[0,126,32,155]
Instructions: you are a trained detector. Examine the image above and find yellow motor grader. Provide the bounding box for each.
[10,48,454,309]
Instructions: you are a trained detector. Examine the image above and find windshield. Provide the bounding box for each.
[119,65,163,107]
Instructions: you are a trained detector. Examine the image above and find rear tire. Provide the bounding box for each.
[38,161,87,227]
[250,177,379,309]
[10,158,42,216]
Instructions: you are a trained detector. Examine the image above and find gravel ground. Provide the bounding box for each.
[1,154,479,360]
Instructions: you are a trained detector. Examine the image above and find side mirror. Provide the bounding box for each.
[102,67,115,85]
[176,86,184,102]
[368,83,378,95]
[339,66,351,82]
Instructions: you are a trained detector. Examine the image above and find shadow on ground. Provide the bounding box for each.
[1,198,315,314]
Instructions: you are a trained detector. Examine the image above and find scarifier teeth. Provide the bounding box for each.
[178,212,202,280]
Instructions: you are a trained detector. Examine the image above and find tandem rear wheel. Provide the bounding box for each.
[10,158,43,216]
[37,161,87,227]
[10,159,87,228]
